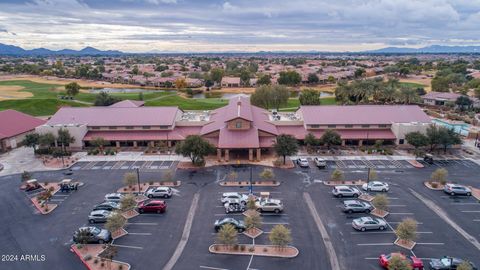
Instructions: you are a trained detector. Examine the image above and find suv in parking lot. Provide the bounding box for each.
[145,187,173,198]
[297,158,309,168]
[332,186,361,198]
[137,200,167,213]
[429,256,477,270]
[256,199,284,213]
[342,200,373,214]
[88,210,113,224]
[73,226,112,244]
[362,181,389,192]
[104,193,124,203]
[93,201,120,211]
[443,184,472,196]
[221,192,249,205]
[352,217,387,231]
[313,157,327,168]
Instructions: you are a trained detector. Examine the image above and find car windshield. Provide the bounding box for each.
[91,227,101,234]
[440,258,451,266]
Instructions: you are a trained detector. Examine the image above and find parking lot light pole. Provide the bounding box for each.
[367,167,370,184]
[136,168,141,195]
[249,167,253,195]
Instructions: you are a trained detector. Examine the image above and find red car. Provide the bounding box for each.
[137,200,167,214]
[379,253,423,270]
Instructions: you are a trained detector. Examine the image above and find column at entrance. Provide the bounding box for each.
[256,148,261,161]
[217,149,222,161]
[341,140,346,146]
[133,141,138,148]
[248,149,254,161]
[359,140,363,146]
[224,149,229,162]
[116,141,120,148]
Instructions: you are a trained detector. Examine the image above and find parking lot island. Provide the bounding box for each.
[209,244,299,258]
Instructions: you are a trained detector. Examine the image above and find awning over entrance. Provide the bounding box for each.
[310,129,396,140]
[218,128,260,148]
[83,130,185,141]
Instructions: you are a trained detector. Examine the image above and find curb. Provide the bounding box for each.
[406,160,424,168]
[208,244,299,258]
[70,245,93,270]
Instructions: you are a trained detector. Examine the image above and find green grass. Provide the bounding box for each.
[0,99,87,116]
[145,95,228,110]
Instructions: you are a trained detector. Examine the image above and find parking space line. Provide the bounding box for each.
[357,243,393,246]
[126,222,158,225]
[451,203,480,205]
[389,205,407,207]
[262,222,289,225]
[388,212,414,215]
[351,231,432,235]
[416,243,445,245]
[200,266,230,270]
[473,219,480,222]
[461,210,480,213]
[111,244,143,250]
[127,232,152,235]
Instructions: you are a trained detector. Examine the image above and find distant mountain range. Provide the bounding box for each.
[0,43,123,56]
[2,43,480,56]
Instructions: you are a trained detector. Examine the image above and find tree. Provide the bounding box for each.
[431,168,448,185]
[131,65,139,75]
[210,68,224,85]
[21,171,31,182]
[299,89,321,105]
[273,134,298,164]
[354,68,366,78]
[426,125,441,152]
[244,211,262,230]
[257,74,271,85]
[175,135,216,165]
[91,137,107,151]
[250,85,289,110]
[239,68,251,86]
[372,194,389,211]
[438,127,462,154]
[395,218,417,243]
[304,133,319,149]
[123,172,138,188]
[22,133,40,151]
[120,194,137,212]
[105,213,126,234]
[320,129,342,150]
[396,87,419,104]
[204,79,214,89]
[457,261,473,270]
[57,128,75,153]
[75,228,92,249]
[307,73,319,84]
[455,96,473,111]
[39,133,56,149]
[65,82,80,97]
[175,77,187,89]
[94,92,121,106]
[246,198,257,210]
[331,169,344,182]
[368,169,378,181]
[387,254,413,270]
[405,132,428,152]
[278,70,301,86]
[269,224,292,248]
[259,168,274,181]
[216,224,238,246]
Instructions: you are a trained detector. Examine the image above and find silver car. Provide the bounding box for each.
[314,157,327,168]
[297,158,309,168]
[352,217,387,231]
[443,184,472,196]
[221,192,249,205]
[146,187,173,198]
[342,200,373,214]
[88,210,113,224]
[332,186,361,198]
[362,181,389,192]
[104,193,124,203]
[256,199,284,213]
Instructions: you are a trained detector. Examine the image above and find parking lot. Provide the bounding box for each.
[70,160,177,171]
[0,158,479,270]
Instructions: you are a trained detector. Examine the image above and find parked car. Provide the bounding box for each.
[93,201,120,211]
[221,192,249,205]
[104,193,124,203]
[224,199,246,213]
[342,200,373,214]
[379,253,424,270]
[88,210,113,224]
[443,184,472,196]
[214,218,246,232]
[145,187,173,198]
[137,200,166,213]
[313,157,327,168]
[352,217,387,231]
[73,226,112,244]
[429,256,477,270]
[256,199,284,213]
[24,179,41,192]
[362,181,389,192]
[332,186,361,198]
[297,158,309,168]
[424,153,434,164]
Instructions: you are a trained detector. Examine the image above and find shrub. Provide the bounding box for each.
[233,244,239,251]
[248,246,255,252]
[93,258,99,264]
[100,262,105,267]
[83,254,92,261]
[263,247,268,252]
[123,172,138,188]
[118,265,123,270]
[395,218,417,242]
[431,168,448,185]
[430,182,438,188]
[240,245,246,251]
[330,169,344,182]
[273,158,283,167]
[372,194,389,211]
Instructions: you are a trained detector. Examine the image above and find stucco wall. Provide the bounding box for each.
[391,122,431,145]
[35,124,88,149]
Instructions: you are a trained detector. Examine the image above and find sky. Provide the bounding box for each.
[1,0,480,52]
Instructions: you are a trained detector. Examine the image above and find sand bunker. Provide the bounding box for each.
[0,85,32,100]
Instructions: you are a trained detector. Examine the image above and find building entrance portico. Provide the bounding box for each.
[217,148,262,162]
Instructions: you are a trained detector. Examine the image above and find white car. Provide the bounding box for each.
[104,193,124,203]
[221,192,249,205]
[332,186,361,198]
[362,181,389,192]
[145,187,173,198]
[314,157,327,168]
[297,158,309,168]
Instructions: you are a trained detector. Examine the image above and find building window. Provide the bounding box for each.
[361,125,370,128]
[345,125,353,128]
[236,121,242,128]
[126,126,133,130]
[378,124,387,128]
[108,126,116,130]
[310,125,319,128]
[142,126,150,130]
[91,127,100,130]
[159,125,169,129]
[399,139,404,145]
[327,125,336,128]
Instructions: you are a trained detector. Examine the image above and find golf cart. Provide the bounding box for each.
[224,199,246,213]
[59,179,79,193]
[424,153,434,164]
[25,179,41,192]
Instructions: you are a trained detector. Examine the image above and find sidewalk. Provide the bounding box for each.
[78,152,188,162]
[0,147,57,177]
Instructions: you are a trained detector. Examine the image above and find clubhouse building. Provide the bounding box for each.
[36,96,431,161]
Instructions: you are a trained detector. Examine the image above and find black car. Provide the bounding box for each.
[214,218,246,232]
[429,257,477,270]
[93,201,120,211]
[73,226,112,244]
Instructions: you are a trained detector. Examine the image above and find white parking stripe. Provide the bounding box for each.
[351,231,432,235]
[416,243,445,245]
[126,222,158,225]
[357,243,393,246]
[461,211,480,213]
[388,212,414,215]
[473,219,480,222]
[200,266,229,270]
[451,203,480,205]
[111,244,143,249]
[128,232,152,235]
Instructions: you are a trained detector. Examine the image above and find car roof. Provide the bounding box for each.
[223,192,241,196]
[90,210,110,215]
[146,200,165,203]
[315,157,325,160]
[446,183,466,188]
[344,200,361,204]
[299,158,308,161]
[370,181,384,184]
[357,217,373,222]
[334,185,350,189]
[154,186,170,190]
[105,193,122,197]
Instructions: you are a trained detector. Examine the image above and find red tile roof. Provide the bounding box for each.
[308,129,396,140]
[0,110,46,140]
[301,105,431,125]
[47,107,179,127]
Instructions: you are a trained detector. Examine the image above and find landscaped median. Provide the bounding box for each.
[208,244,299,258]
[70,244,130,270]
[117,171,181,193]
[424,168,448,191]
[469,186,480,201]
[219,180,280,187]
[406,160,424,168]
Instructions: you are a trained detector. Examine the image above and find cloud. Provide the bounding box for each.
[145,0,177,4]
